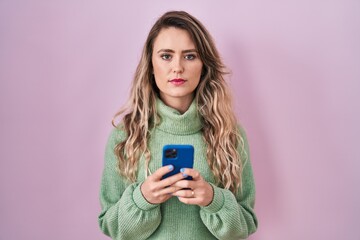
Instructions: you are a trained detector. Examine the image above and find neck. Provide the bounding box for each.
[159,94,194,114]
[155,97,203,135]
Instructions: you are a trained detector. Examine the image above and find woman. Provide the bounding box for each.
[99,11,258,240]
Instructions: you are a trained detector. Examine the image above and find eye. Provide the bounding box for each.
[185,54,196,60]
[161,54,172,60]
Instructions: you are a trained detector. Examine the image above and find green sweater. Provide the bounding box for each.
[98,98,258,240]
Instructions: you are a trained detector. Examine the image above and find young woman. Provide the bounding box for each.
[99,11,258,240]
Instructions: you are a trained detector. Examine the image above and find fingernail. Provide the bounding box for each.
[180,168,187,177]
[168,165,174,170]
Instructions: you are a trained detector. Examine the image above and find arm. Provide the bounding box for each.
[199,127,258,239]
[98,128,162,240]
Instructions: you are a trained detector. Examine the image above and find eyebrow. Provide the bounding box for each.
[157,49,198,54]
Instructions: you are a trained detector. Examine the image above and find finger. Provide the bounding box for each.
[172,189,194,198]
[171,179,194,190]
[157,185,180,196]
[177,196,200,205]
[159,172,186,188]
[151,165,174,180]
[180,168,202,181]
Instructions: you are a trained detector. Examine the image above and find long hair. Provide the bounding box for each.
[112,11,246,193]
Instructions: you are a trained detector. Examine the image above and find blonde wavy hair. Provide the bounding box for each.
[112,11,246,193]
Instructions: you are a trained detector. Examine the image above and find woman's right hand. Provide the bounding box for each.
[140,165,184,204]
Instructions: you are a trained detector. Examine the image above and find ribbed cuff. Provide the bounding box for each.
[201,183,224,213]
[132,182,159,211]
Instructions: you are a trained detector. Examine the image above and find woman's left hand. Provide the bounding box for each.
[170,168,214,207]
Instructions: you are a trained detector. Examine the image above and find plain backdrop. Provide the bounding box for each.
[1,1,359,239]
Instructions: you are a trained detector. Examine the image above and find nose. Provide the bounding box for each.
[172,57,184,74]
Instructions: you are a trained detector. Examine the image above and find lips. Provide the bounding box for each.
[169,78,186,86]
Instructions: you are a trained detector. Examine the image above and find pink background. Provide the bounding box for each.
[1,1,359,239]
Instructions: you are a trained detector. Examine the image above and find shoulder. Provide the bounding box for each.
[106,124,127,147]
[236,123,250,163]
[236,123,248,141]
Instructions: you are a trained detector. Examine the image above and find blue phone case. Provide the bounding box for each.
[162,144,194,180]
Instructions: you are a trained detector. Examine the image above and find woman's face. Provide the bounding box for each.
[152,27,203,110]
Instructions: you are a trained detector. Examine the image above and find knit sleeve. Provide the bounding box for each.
[199,126,258,239]
[98,128,162,240]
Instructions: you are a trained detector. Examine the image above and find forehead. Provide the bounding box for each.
[153,27,196,50]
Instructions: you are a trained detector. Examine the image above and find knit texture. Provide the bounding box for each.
[98,98,258,240]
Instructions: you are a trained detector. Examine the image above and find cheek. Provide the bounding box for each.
[194,63,203,77]
[153,59,168,77]
[152,61,165,88]
[151,57,158,73]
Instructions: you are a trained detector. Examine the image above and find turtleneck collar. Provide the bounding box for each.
[155,97,203,135]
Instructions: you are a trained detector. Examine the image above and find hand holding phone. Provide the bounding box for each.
[140,164,185,204]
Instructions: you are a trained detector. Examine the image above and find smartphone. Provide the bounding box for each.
[162,144,194,180]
